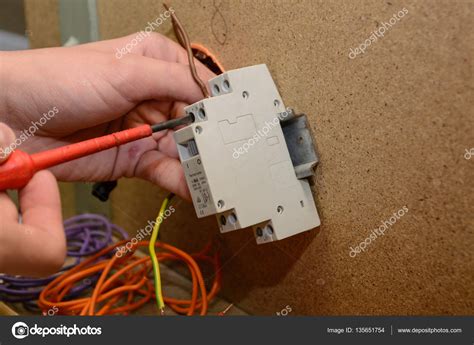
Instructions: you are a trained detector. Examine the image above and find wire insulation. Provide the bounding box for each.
[148,194,173,313]
[163,3,210,98]
[0,214,128,306]
[38,230,221,315]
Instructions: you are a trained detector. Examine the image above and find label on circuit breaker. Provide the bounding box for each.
[184,158,213,217]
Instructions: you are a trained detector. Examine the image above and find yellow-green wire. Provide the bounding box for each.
[149,194,173,314]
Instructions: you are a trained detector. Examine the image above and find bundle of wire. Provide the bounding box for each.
[38,196,222,316]
[0,214,129,311]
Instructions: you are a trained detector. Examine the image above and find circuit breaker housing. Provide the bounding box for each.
[174,64,320,244]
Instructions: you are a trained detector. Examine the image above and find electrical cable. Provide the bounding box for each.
[191,43,225,75]
[0,214,128,306]
[163,2,210,98]
[148,194,174,314]
[37,205,221,315]
[38,238,221,316]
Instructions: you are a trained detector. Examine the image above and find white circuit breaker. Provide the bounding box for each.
[174,64,320,244]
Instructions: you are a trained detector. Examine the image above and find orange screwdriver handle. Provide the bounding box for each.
[0,125,153,191]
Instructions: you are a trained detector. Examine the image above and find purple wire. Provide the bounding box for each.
[0,213,128,305]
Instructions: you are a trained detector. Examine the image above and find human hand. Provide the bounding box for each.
[0,33,214,199]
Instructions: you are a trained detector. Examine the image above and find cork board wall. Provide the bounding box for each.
[28,0,474,315]
[24,0,60,48]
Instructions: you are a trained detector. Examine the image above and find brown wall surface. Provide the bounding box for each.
[27,0,474,315]
[24,0,60,48]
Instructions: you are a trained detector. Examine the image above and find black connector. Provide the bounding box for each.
[92,181,118,202]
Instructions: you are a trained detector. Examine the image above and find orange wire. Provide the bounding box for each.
[38,239,220,316]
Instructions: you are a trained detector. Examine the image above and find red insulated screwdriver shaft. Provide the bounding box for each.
[0,125,153,191]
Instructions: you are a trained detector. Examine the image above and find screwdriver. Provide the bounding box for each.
[0,115,193,192]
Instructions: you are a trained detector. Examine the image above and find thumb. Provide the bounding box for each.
[0,123,16,163]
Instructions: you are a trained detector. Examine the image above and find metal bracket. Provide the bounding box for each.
[280,110,319,179]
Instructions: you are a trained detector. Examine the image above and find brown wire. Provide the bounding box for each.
[163,3,210,98]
